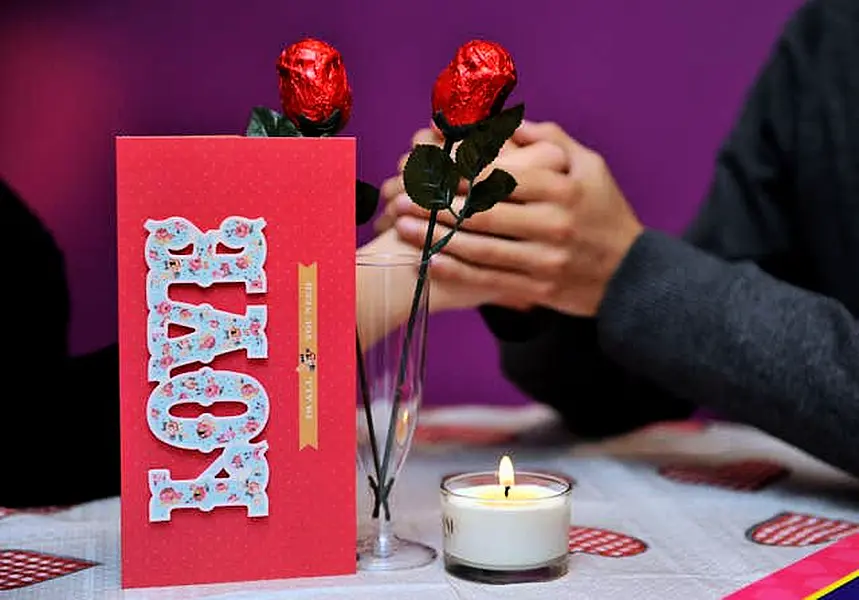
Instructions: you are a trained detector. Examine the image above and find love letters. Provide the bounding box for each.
[143,216,270,522]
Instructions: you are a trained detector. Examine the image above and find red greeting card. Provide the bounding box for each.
[116,136,356,589]
[726,533,859,599]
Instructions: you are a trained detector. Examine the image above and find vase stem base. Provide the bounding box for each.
[357,535,437,571]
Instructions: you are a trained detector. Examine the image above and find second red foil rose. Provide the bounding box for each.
[432,40,518,129]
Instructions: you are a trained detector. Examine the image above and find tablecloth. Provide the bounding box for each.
[3,405,859,599]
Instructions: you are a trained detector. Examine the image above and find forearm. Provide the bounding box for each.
[599,230,859,476]
[358,229,511,348]
[480,306,694,438]
[356,261,414,349]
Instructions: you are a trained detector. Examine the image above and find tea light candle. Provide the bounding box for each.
[440,456,572,584]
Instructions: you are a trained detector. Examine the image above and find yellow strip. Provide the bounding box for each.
[804,568,859,599]
[297,263,318,450]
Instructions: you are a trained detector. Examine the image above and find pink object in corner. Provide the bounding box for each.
[725,533,859,599]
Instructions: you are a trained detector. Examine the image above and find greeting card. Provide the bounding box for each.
[116,135,356,588]
[726,532,859,599]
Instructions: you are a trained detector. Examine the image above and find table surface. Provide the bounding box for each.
[4,405,859,599]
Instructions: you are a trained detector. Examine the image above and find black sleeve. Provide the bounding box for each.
[1,179,119,506]
[479,305,694,438]
[478,1,815,440]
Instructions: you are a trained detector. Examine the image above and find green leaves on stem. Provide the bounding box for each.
[402,103,524,223]
[426,168,517,255]
[455,103,524,180]
[463,168,517,218]
[246,106,345,138]
[356,180,380,226]
[246,106,302,137]
[402,145,459,211]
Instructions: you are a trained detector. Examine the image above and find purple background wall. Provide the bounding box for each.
[0,0,803,406]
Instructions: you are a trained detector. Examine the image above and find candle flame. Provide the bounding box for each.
[498,455,515,488]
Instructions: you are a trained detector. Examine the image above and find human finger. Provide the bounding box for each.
[395,216,569,280]
[492,140,569,176]
[428,252,542,307]
[392,194,568,243]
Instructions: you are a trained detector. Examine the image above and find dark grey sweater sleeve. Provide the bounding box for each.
[599,1,859,477]
[482,0,859,474]
[598,230,859,476]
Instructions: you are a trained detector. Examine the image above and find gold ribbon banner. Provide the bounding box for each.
[297,263,318,450]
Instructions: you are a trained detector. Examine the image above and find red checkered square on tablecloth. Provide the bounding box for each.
[0,506,70,520]
[0,549,97,590]
[568,526,649,557]
[658,460,788,492]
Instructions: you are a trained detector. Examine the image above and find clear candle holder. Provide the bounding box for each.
[440,471,572,584]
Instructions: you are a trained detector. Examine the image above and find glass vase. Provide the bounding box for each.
[355,252,436,571]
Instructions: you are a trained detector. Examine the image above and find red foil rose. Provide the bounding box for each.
[277,38,352,135]
[431,40,517,131]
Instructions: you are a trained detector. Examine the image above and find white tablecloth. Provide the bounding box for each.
[4,405,859,599]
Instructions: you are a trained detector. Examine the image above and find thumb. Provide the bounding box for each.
[510,120,544,145]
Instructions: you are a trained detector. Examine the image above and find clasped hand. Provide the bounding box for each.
[377,121,645,317]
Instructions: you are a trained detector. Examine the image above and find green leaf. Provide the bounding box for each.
[356,180,380,226]
[489,102,526,140]
[276,116,300,137]
[463,169,517,217]
[245,106,301,137]
[402,145,458,210]
[455,103,525,180]
[246,107,279,137]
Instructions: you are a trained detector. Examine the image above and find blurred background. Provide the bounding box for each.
[0,0,803,406]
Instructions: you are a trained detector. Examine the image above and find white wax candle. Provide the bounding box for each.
[442,482,570,569]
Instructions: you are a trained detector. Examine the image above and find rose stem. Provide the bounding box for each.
[375,137,455,519]
[430,181,472,255]
[356,330,385,517]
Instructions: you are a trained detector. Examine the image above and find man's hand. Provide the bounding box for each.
[359,229,531,317]
[391,121,644,317]
[375,124,539,233]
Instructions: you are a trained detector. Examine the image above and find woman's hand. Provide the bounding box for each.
[359,229,528,318]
